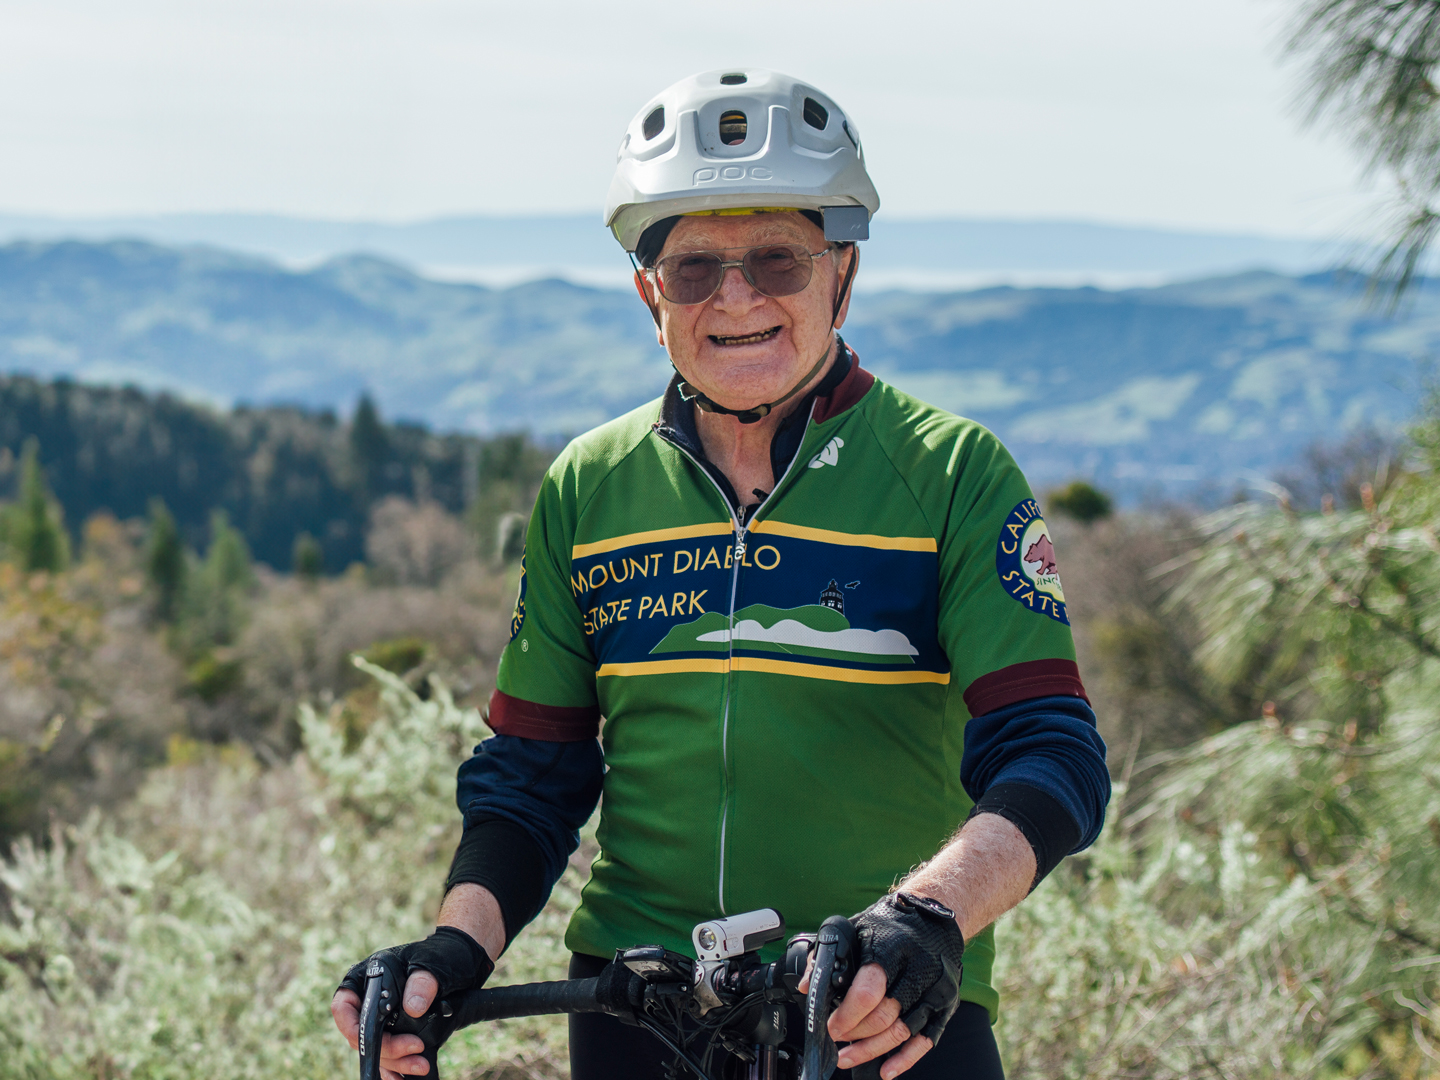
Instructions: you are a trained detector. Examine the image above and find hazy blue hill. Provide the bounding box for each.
[843,271,1423,491]
[0,239,1429,497]
[0,213,1335,282]
[0,240,666,437]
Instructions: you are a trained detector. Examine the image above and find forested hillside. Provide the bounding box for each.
[0,375,551,570]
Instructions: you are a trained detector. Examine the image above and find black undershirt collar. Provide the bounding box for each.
[654,340,853,519]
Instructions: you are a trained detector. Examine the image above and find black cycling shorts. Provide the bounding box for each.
[567,953,1005,1080]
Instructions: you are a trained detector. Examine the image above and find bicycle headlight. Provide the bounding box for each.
[691,908,786,962]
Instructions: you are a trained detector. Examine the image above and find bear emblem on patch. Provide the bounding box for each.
[995,500,1068,624]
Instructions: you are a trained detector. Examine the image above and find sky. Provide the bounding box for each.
[0,0,1381,238]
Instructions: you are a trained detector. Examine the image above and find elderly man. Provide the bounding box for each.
[334,68,1109,1080]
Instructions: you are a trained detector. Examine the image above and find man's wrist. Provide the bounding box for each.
[445,817,550,942]
[969,781,1081,889]
[438,883,507,960]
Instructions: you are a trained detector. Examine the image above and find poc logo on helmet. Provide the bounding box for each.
[693,166,775,185]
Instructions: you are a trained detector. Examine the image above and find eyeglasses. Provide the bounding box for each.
[647,243,832,305]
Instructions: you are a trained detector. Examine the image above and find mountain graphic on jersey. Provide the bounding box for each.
[651,603,919,665]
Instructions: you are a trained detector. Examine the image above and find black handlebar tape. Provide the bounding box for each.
[447,977,606,1026]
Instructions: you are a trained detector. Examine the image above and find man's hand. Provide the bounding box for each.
[332,886,506,1079]
[822,813,1036,1077]
[332,971,440,1080]
[818,894,965,1079]
[795,957,934,1080]
[332,924,495,1080]
[827,962,929,1079]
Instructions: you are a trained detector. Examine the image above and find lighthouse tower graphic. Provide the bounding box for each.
[819,579,845,615]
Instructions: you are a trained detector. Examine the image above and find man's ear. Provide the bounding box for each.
[633,271,664,343]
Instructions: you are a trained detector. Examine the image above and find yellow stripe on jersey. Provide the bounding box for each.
[732,657,950,684]
[597,658,732,677]
[573,522,734,560]
[748,520,937,552]
[597,656,949,685]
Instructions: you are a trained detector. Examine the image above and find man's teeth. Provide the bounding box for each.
[712,327,781,345]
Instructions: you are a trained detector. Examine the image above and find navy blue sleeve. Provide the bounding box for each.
[447,734,604,940]
[961,694,1110,886]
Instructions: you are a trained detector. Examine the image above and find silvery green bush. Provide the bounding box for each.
[0,659,581,1079]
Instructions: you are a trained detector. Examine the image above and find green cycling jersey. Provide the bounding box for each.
[492,360,1084,1020]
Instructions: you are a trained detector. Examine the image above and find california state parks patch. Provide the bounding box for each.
[995,500,1068,624]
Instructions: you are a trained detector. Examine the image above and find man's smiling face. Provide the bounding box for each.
[647,211,852,413]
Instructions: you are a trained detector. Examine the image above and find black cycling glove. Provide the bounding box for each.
[337,925,495,1005]
[853,892,965,1045]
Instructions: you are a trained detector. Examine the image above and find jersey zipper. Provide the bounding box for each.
[655,404,817,914]
[651,431,743,914]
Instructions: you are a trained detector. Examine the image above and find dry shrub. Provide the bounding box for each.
[0,552,184,837]
[236,563,513,748]
[1050,513,1218,774]
[366,497,473,586]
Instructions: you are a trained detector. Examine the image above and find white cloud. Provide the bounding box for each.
[697,619,919,657]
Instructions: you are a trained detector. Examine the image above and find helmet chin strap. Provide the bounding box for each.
[634,244,861,426]
[679,345,831,425]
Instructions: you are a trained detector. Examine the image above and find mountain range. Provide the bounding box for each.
[0,213,1341,289]
[0,238,1426,500]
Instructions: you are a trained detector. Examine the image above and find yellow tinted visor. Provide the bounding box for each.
[683,207,798,217]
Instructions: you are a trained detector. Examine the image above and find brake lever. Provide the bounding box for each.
[357,950,458,1080]
[800,915,858,1080]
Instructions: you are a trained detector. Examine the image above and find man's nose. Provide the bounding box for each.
[712,264,763,311]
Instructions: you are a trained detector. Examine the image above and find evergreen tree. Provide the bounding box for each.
[172,509,255,655]
[145,498,186,621]
[292,531,324,580]
[6,438,69,573]
[1288,0,1440,296]
[204,509,253,593]
[349,393,389,498]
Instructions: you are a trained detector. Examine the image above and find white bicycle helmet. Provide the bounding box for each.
[605,68,881,254]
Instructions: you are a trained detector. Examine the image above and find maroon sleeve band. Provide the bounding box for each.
[487,688,601,741]
[813,360,876,423]
[962,659,1090,718]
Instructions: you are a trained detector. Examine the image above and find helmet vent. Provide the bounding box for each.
[643,107,665,141]
[802,97,829,130]
[718,110,747,145]
[719,73,747,85]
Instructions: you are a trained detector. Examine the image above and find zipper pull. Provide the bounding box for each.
[734,535,747,561]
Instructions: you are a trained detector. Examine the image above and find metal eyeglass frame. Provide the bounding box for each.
[643,244,834,306]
